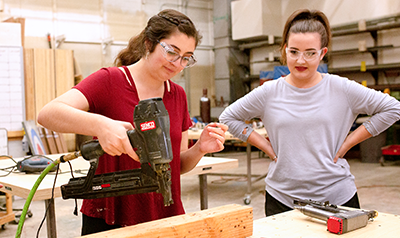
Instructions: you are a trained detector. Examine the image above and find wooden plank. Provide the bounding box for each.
[182,157,238,177]
[23,48,35,121]
[55,49,74,97]
[53,131,68,153]
[38,127,50,155]
[59,133,70,152]
[0,192,15,226]
[62,133,76,152]
[54,49,75,150]
[33,48,55,121]
[0,212,15,226]
[43,128,58,154]
[7,130,24,139]
[81,204,253,238]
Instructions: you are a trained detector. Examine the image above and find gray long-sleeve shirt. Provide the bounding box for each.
[219,74,400,208]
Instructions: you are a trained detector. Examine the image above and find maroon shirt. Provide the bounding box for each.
[74,66,192,226]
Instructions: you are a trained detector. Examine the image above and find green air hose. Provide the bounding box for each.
[15,152,81,238]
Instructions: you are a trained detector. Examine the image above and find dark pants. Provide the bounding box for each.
[264,190,360,217]
[81,214,121,235]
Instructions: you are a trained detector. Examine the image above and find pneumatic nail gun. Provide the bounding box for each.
[60,97,174,206]
[294,199,378,234]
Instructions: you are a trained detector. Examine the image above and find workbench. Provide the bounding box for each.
[251,209,400,237]
[76,206,400,237]
[0,154,238,238]
[188,127,268,205]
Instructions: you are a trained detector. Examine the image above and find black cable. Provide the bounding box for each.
[67,161,79,216]
[0,165,17,177]
[35,163,60,238]
[0,155,18,164]
[0,155,18,177]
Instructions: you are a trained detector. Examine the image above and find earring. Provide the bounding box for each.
[145,51,150,59]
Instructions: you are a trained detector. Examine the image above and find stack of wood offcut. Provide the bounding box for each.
[37,126,68,154]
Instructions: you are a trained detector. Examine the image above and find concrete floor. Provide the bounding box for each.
[1,150,400,237]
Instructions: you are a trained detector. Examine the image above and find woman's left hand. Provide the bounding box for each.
[198,123,228,154]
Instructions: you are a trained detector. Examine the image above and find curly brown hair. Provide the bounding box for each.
[114,9,202,66]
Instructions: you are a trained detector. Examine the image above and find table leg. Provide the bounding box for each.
[244,143,252,204]
[199,174,208,210]
[45,198,57,238]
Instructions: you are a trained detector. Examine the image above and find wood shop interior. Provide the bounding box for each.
[1,0,400,237]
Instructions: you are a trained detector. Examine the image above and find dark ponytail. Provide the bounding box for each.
[280,9,331,64]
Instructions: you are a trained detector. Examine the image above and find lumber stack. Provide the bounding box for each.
[82,204,253,238]
[24,48,75,151]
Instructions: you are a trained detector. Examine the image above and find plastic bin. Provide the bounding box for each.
[381,144,400,161]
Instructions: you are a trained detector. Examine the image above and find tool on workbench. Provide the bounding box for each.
[61,97,174,206]
[294,199,378,234]
[17,155,57,173]
[15,97,173,238]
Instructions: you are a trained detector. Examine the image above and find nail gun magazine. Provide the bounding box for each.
[60,97,174,206]
[294,199,378,234]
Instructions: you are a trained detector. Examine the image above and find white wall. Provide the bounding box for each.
[0,0,214,116]
[281,0,400,26]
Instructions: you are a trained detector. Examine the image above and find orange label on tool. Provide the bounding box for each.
[140,121,156,131]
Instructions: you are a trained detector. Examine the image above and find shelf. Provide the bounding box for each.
[328,63,400,74]
[238,37,282,50]
[329,45,395,56]
[332,22,400,37]
[7,130,24,139]
[331,13,400,37]
[367,84,400,91]
[329,14,400,84]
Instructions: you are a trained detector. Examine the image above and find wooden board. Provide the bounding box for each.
[23,48,35,121]
[55,49,75,151]
[182,157,238,177]
[43,128,58,154]
[0,212,15,226]
[55,49,74,97]
[33,48,55,121]
[81,204,253,238]
[38,126,50,154]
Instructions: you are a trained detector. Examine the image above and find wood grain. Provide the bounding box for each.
[252,209,400,237]
[81,204,253,238]
[55,49,74,97]
[33,48,55,120]
[23,48,35,121]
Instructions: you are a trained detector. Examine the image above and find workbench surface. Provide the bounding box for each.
[251,209,400,237]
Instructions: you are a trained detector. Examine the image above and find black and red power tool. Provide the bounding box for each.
[60,97,174,206]
[17,156,57,173]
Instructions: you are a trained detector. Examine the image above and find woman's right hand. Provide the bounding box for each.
[96,117,140,162]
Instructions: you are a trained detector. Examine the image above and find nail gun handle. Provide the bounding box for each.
[81,140,105,161]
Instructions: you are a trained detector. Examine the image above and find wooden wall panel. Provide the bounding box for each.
[23,48,35,121]
[33,48,55,120]
[23,48,75,151]
[55,49,75,151]
[55,49,74,97]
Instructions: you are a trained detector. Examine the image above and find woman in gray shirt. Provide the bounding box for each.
[219,9,400,216]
